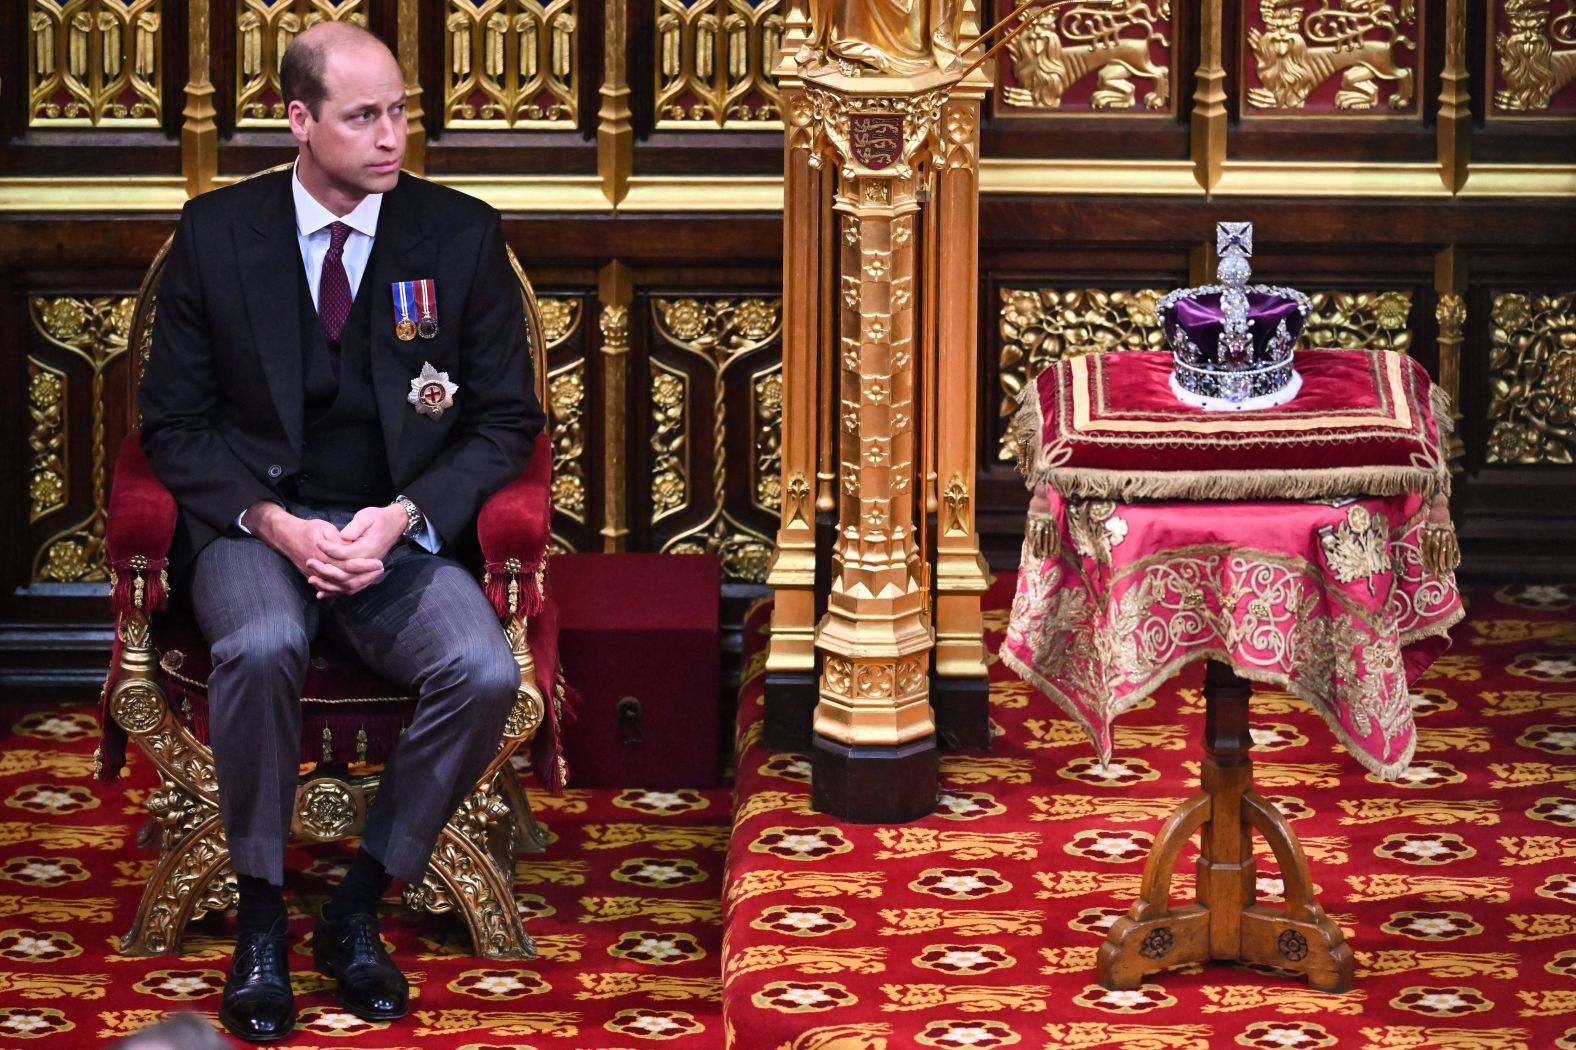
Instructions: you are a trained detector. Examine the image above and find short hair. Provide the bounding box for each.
[280,22,389,119]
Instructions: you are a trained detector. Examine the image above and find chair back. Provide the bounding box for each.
[128,168,548,421]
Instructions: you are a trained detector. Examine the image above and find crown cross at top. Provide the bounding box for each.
[1217,221,1253,259]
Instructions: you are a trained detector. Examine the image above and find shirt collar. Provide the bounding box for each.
[292,160,383,239]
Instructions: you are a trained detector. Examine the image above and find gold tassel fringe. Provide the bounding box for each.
[1026,513,1059,560]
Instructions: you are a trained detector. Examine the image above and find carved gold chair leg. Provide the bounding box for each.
[111,617,236,956]
[118,804,232,956]
[499,614,550,856]
[499,764,550,854]
[405,779,535,961]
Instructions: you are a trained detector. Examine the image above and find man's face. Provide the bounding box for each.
[291,43,407,199]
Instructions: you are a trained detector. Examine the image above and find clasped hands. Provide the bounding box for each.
[244,501,409,598]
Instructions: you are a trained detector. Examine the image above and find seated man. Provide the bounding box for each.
[138,21,544,1043]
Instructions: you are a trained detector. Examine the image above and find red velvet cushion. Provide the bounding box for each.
[104,434,179,615]
[1020,349,1452,503]
[151,612,418,766]
[478,430,553,607]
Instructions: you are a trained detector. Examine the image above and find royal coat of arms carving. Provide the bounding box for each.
[1247,0,1417,111]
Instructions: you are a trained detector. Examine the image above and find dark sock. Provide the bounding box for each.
[235,874,287,939]
[324,848,392,921]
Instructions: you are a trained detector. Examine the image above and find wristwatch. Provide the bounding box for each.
[393,494,425,541]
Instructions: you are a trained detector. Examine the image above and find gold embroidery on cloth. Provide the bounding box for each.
[1002,505,1463,780]
[1318,505,1393,594]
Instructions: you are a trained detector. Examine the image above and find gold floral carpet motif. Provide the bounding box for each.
[0,582,1571,1047]
[0,726,728,1047]
[722,582,1576,1050]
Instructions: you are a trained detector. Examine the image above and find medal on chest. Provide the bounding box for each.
[391,280,418,341]
[408,361,458,419]
[415,278,439,339]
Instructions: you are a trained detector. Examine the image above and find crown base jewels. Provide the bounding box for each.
[1158,222,1310,409]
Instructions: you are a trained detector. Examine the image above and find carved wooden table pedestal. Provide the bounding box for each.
[1096,660,1355,993]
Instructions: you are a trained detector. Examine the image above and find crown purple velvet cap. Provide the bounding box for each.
[1158,222,1311,405]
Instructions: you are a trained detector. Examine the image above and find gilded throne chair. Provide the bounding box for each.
[97,215,565,962]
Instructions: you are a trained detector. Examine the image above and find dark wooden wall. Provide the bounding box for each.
[4,0,1575,698]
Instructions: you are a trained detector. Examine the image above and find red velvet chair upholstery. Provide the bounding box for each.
[98,220,567,961]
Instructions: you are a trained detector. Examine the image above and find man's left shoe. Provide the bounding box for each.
[312,910,408,1021]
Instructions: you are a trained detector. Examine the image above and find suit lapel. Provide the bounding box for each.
[237,172,305,454]
[366,175,435,481]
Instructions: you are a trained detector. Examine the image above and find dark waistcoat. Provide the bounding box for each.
[291,264,393,509]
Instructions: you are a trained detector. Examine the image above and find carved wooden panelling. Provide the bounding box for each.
[999,0,1174,113]
[1490,0,1576,114]
[655,0,782,126]
[444,0,580,128]
[645,296,782,581]
[236,0,367,125]
[1304,290,1414,353]
[538,295,594,551]
[1243,0,1422,114]
[1486,290,1576,465]
[27,0,163,126]
[25,296,134,584]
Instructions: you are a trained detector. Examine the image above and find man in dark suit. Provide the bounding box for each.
[139,21,543,1043]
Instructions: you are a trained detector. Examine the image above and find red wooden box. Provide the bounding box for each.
[555,553,721,789]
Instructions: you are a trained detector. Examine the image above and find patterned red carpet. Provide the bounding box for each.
[0,730,728,1047]
[723,581,1576,1050]
[0,581,1570,1047]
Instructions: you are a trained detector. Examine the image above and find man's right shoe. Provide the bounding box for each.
[218,929,295,1043]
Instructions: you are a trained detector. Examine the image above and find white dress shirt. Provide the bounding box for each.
[293,160,380,306]
[238,163,439,554]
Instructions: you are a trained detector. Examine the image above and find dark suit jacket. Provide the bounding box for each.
[140,169,544,571]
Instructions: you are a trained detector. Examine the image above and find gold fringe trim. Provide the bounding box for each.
[1010,382,1045,483]
[1022,464,1450,505]
[1016,375,1455,505]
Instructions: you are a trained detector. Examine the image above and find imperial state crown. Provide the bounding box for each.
[1159,222,1311,410]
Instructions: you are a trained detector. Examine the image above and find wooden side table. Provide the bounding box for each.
[1097,660,1354,992]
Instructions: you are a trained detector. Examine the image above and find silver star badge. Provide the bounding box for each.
[408,361,458,419]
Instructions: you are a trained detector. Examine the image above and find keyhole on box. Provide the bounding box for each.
[616,696,644,746]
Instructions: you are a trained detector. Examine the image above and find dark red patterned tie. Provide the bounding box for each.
[318,221,353,373]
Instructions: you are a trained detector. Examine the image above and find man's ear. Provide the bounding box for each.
[286,99,313,145]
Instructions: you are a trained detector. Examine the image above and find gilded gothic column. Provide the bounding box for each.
[1437,0,1470,193]
[929,54,992,746]
[397,0,425,174]
[182,0,218,197]
[1192,0,1227,192]
[763,3,824,748]
[800,66,959,822]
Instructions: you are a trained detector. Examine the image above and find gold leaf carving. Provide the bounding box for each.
[28,0,162,125]
[1304,290,1414,353]
[445,0,579,128]
[656,0,783,126]
[1247,0,1418,111]
[28,361,67,522]
[1486,290,1576,465]
[237,0,367,125]
[1002,0,1172,111]
[651,298,781,581]
[1494,0,1576,112]
[27,296,135,583]
[547,360,587,522]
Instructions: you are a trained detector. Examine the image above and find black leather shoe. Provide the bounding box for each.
[312,910,408,1021]
[219,929,295,1043]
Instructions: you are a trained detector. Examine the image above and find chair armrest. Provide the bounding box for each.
[106,433,179,615]
[478,429,552,618]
